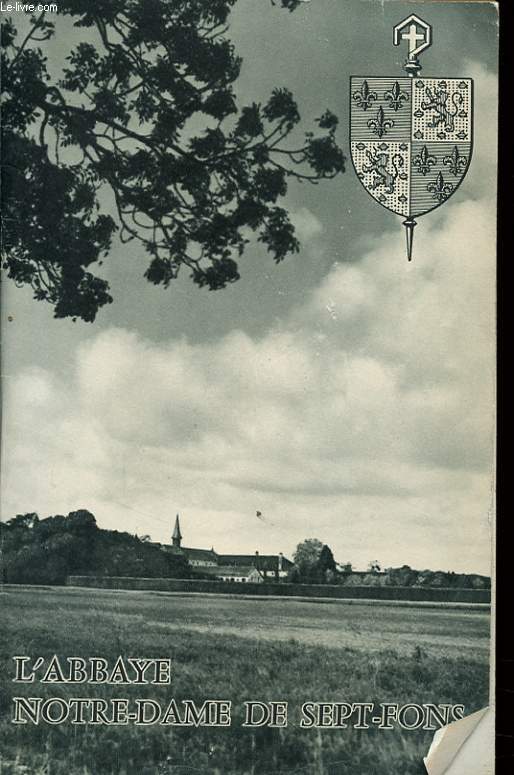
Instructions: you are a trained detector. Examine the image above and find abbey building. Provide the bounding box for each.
[165,514,293,583]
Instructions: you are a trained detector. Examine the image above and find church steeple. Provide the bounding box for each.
[172,514,182,548]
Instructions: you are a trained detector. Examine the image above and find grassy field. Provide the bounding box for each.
[0,586,490,775]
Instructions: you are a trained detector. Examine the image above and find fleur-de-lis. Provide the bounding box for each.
[443,145,468,176]
[384,81,409,111]
[413,145,437,176]
[352,80,378,110]
[427,171,454,202]
[367,106,394,138]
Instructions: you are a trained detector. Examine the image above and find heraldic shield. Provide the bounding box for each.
[350,77,473,219]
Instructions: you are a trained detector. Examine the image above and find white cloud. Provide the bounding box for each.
[1,63,496,575]
[289,207,324,243]
[1,195,494,573]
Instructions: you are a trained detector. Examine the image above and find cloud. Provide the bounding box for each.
[1,62,496,575]
[1,194,494,573]
[289,207,324,243]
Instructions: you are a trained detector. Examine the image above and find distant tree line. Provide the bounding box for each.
[377,564,491,590]
[0,510,190,585]
[290,538,490,589]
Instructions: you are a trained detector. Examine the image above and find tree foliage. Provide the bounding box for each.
[292,540,338,583]
[293,537,337,583]
[0,509,191,584]
[1,0,345,321]
[317,543,336,582]
[293,537,323,571]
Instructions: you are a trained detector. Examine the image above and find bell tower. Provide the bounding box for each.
[172,514,182,548]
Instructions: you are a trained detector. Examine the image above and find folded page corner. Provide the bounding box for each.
[424,706,493,775]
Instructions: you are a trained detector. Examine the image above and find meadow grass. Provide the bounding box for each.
[0,587,490,775]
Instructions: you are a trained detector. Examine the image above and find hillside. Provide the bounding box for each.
[0,510,191,585]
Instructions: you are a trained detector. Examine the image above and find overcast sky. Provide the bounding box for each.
[1,0,498,573]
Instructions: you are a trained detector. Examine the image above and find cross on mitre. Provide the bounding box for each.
[393,14,432,62]
[402,24,425,55]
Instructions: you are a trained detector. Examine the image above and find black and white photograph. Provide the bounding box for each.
[0,1,497,773]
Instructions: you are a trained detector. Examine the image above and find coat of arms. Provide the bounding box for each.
[350,15,473,260]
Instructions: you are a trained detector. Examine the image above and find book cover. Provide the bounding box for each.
[1,1,497,773]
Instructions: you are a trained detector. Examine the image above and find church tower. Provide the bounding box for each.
[172,514,182,548]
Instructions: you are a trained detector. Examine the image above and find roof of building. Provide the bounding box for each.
[219,554,293,570]
[200,565,262,577]
[181,546,218,561]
